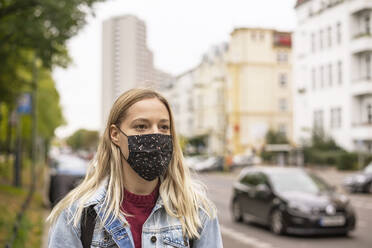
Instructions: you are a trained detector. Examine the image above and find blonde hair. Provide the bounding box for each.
[47,88,216,238]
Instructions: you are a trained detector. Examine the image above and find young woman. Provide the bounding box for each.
[47,88,223,248]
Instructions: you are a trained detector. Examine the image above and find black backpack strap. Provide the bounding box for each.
[81,205,97,248]
[189,238,194,248]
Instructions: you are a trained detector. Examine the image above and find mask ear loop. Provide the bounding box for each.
[115,125,130,162]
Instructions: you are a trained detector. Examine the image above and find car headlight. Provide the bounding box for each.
[288,202,313,215]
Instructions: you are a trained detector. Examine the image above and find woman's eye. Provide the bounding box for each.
[160,125,170,131]
[135,124,147,130]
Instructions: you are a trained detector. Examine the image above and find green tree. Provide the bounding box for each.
[0,0,107,107]
[66,129,99,151]
[265,129,288,144]
[0,0,107,154]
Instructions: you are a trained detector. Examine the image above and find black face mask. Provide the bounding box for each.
[117,128,173,181]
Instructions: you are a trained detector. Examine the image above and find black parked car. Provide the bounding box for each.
[48,154,88,208]
[343,162,372,193]
[230,167,356,236]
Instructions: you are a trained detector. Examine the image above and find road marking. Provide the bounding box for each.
[220,225,276,248]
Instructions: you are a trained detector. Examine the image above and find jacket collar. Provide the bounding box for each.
[84,177,165,210]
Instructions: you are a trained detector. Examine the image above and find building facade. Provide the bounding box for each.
[101,15,172,129]
[192,45,229,155]
[226,28,293,155]
[168,45,228,155]
[294,0,372,153]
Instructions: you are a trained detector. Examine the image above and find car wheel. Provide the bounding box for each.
[232,199,243,222]
[270,209,286,235]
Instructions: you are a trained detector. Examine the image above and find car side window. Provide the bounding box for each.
[255,173,268,186]
[240,172,260,186]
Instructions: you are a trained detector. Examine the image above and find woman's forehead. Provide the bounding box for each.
[125,98,170,121]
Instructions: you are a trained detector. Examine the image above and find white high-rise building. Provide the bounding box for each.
[294,0,372,153]
[101,15,172,129]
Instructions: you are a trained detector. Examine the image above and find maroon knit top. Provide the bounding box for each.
[121,184,159,248]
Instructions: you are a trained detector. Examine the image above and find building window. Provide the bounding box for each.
[260,32,265,41]
[367,104,372,124]
[366,53,371,80]
[327,26,332,48]
[251,31,256,41]
[330,107,342,128]
[279,98,288,111]
[314,110,324,128]
[311,33,316,53]
[188,97,193,111]
[328,64,333,86]
[365,14,371,35]
[320,65,324,88]
[277,52,288,63]
[338,61,343,84]
[278,123,287,137]
[336,22,342,44]
[312,68,316,90]
[279,73,287,88]
[319,29,323,50]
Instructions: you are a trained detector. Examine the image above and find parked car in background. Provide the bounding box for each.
[184,155,208,171]
[184,155,224,172]
[48,154,88,208]
[231,154,253,168]
[343,161,372,193]
[231,167,356,236]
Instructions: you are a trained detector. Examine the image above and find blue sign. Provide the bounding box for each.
[17,93,32,114]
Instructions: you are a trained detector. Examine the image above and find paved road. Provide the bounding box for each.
[197,167,372,248]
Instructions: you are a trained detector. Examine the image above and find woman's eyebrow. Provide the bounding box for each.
[159,119,170,123]
[131,118,150,124]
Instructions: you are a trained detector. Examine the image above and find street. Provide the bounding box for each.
[197,168,372,248]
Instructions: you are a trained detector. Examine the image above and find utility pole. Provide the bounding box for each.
[31,55,38,189]
[13,112,22,187]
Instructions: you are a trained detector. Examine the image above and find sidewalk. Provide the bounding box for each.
[41,210,50,248]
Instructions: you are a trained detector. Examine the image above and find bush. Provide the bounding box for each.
[303,148,343,166]
[261,150,274,163]
[337,152,358,171]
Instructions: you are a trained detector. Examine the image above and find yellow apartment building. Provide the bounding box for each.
[226,28,293,155]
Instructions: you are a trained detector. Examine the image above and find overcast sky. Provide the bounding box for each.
[53,0,297,138]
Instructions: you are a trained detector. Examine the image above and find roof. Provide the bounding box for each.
[295,0,312,8]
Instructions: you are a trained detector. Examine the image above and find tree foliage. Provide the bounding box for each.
[264,129,288,144]
[66,129,99,151]
[0,0,106,105]
[0,0,106,155]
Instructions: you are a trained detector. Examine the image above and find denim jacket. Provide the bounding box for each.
[48,179,223,248]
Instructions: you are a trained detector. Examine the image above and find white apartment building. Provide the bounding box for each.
[294,0,372,153]
[101,15,172,129]
[193,45,228,155]
[168,69,196,138]
[169,44,228,155]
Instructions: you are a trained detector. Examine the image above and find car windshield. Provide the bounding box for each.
[268,170,331,194]
[364,163,372,173]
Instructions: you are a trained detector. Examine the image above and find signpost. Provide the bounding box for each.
[13,93,32,187]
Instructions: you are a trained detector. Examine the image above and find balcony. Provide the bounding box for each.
[351,123,372,140]
[349,0,372,15]
[351,34,372,54]
[351,78,372,96]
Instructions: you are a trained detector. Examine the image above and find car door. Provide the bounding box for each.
[237,172,258,217]
[251,173,274,222]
